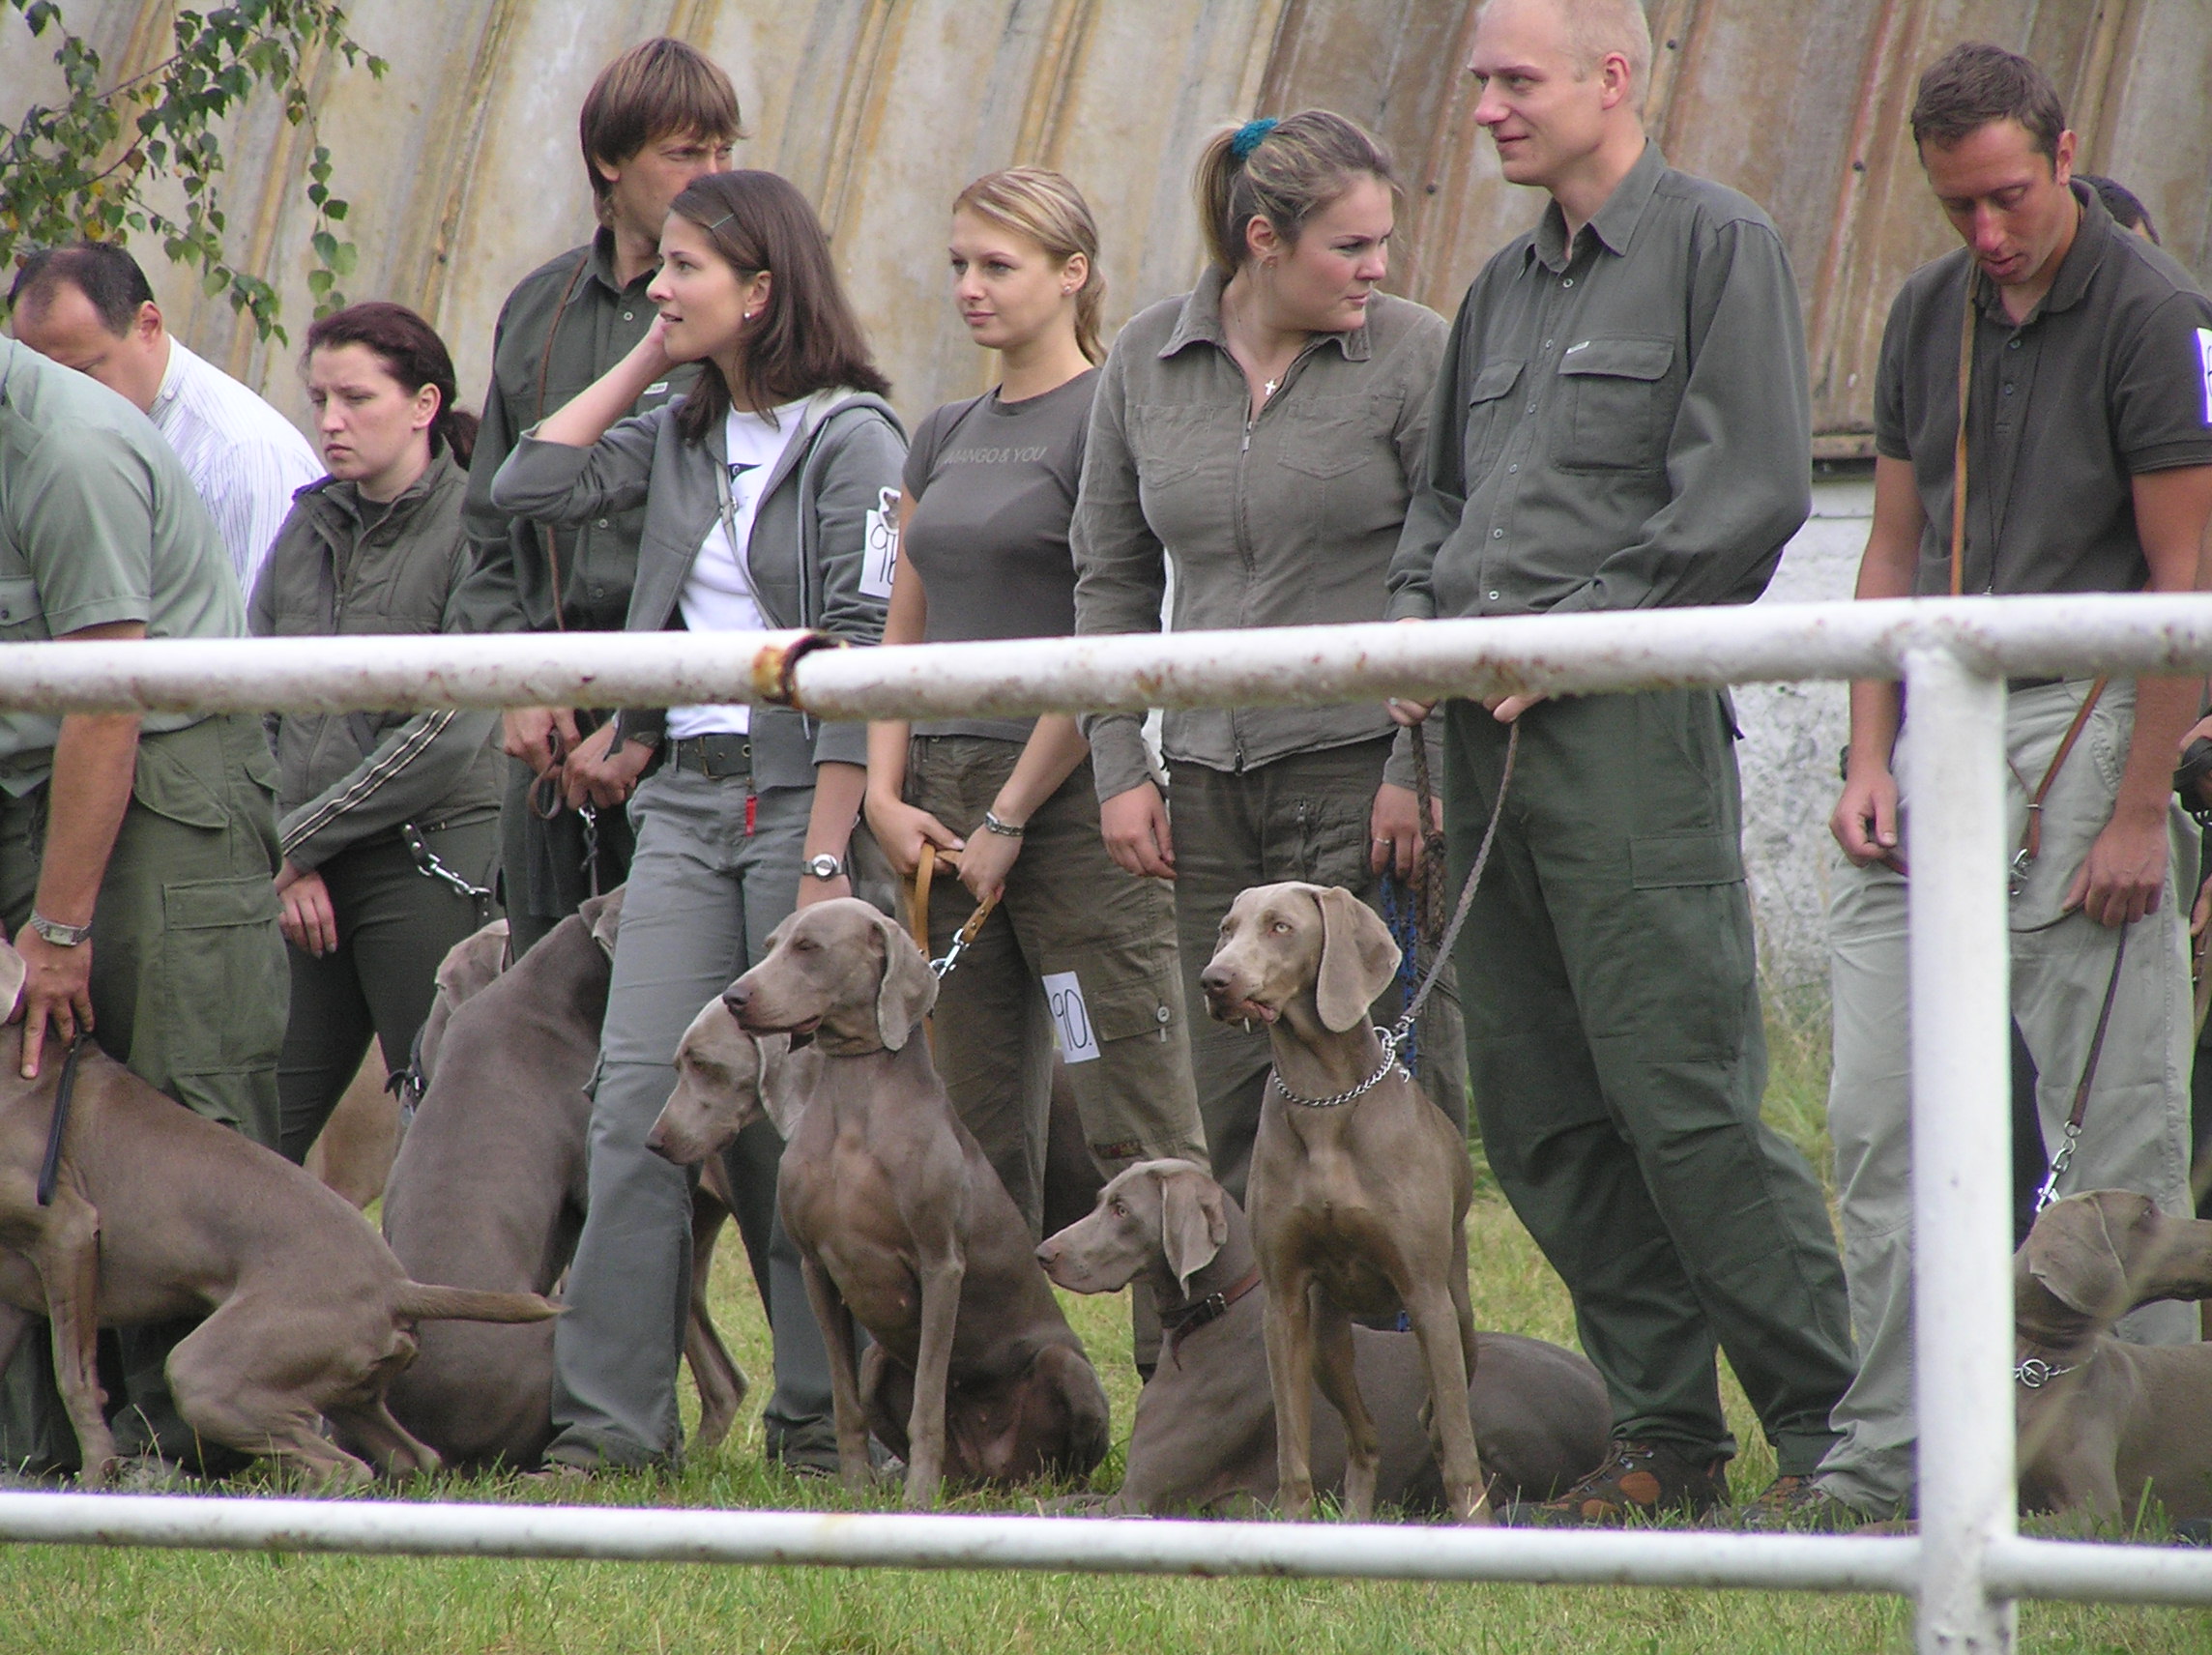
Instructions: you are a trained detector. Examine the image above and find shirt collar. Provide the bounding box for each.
[588,225,654,297]
[1158,263,1373,363]
[149,335,190,417]
[1530,139,1667,271]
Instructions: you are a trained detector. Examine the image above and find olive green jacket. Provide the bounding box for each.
[250,450,503,871]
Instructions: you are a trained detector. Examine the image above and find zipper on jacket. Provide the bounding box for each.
[1226,339,1326,769]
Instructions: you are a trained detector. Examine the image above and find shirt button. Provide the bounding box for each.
[596,518,610,528]
[1493,528,1504,538]
[1155,1005,1171,1024]
[1543,339,1554,349]
[2002,384,2015,395]
[1561,277,1574,288]
[623,310,634,322]
[2008,338,2021,349]
[1526,403,1536,414]
[1507,463,1519,474]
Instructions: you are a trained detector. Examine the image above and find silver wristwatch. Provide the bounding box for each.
[27,912,90,947]
[801,853,845,881]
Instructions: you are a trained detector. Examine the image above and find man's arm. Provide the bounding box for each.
[16,621,146,1077]
[2064,463,2212,925]
[1829,456,1926,867]
[1384,290,1473,624]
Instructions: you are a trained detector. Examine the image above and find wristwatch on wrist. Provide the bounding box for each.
[26,912,90,948]
[801,853,846,881]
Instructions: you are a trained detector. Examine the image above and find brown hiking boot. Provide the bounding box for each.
[1723,1474,1898,1532]
[1501,1438,1731,1526]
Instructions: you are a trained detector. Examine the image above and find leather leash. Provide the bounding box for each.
[36,1034,86,1207]
[2033,920,2131,1213]
[906,842,999,984]
[2009,680,2110,896]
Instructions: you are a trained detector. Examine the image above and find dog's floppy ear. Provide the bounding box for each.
[1158,1164,1229,1294]
[872,908,939,1051]
[0,939,23,1024]
[1312,886,1401,1033]
[2024,1195,2131,1321]
[581,884,626,958]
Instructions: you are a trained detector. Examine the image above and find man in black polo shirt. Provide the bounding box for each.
[1812,43,2212,1527]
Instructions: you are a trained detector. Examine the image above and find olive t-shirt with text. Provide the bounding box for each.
[901,368,1096,740]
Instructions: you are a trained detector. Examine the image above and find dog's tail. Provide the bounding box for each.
[394,1283,562,1324]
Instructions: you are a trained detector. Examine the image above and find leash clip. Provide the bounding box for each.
[2008,846,2035,898]
[2032,1122,2081,1214]
[2014,1356,2077,1389]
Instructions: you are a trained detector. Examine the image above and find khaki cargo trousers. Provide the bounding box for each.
[1818,678,2198,1514]
[0,713,288,1472]
[1442,691,1854,1478]
[907,737,1208,1230]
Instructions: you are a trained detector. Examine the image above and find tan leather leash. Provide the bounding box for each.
[2009,682,2109,896]
[2033,920,2131,1213]
[906,842,999,983]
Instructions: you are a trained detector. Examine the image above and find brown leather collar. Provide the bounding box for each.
[1161,1266,1263,1365]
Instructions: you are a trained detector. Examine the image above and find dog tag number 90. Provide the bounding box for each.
[1042,972,1099,1064]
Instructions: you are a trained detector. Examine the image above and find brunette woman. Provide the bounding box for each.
[1070,111,1464,1202]
[252,302,503,1166]
[864,169,1207,1254]
[493,169,903,1475]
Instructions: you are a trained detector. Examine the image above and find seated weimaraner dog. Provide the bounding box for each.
[1037,1158,1610,1515]
[1201,881,1488,1524]
[717,898,1111,1507]
[2016,1188,2212,1522]
[368,888,747,1469]
[0,942,559,1485]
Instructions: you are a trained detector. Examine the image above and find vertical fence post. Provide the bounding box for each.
[1901,647,2017,1654]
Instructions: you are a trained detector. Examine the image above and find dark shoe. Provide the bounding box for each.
[1724,1474,1877,1532]
[1502,1439,1730,1526]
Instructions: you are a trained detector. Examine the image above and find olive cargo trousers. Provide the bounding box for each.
[1442,691,1854,1477]
[0,714,288,1472]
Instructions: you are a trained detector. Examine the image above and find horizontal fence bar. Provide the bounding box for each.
[0,1495,1922,1594]
[1989,1537,2212,1606]
[8,594,2212,717]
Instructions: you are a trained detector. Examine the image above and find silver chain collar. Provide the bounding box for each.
[2014,1355,2080,1389]
[1269,1028,1407,1110]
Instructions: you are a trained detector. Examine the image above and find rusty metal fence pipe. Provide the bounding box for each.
[6,595,2212,717]
[0,1493,1922,1592]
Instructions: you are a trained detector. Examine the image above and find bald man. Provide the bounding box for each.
[1386,0,1854,1525]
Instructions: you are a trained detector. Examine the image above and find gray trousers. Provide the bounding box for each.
[1819,679,2199,1513]
[546,763,831,1468]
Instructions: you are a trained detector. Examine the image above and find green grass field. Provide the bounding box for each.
[0,1002,2202,1652]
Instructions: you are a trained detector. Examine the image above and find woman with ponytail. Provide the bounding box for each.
[1070,110,1465,1205]
[864,168,1207,1293]
[250,300,505,1165]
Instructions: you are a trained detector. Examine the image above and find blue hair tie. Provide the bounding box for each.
[1230,117,1278,160]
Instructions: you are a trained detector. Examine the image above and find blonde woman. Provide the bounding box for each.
[865,168,1207,1262]
[1071,112,1463,1202]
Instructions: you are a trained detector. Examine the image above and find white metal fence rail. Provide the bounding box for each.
[5,592,2212,1654]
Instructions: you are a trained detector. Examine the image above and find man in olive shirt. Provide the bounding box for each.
[456,38,737,955]
[1386,0,1853,1524]
[1818,44,2212,1526]
[0,336,288,1474]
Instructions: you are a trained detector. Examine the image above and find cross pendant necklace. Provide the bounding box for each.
[1262,377,1280,399]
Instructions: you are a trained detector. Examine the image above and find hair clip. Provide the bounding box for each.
[1230,117,1279,160]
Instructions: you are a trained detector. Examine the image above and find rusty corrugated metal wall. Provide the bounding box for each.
[7,1,2207,450]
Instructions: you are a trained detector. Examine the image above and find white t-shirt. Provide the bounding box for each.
[667,400,806,739]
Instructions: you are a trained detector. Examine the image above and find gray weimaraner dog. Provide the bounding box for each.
[0,943,558,1485]
[1038,1159,1610,1515]
[1201,881,1488,1524]
[719,898,1110,1507]
[2016,1189,2212,1522]
[369,888,747,1468]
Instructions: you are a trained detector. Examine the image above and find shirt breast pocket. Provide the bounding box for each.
[1465,360,1524,481]
[1556,336,1674,473]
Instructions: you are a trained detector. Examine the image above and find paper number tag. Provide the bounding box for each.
[1042,971,1100,1064]
[859,486,899,598]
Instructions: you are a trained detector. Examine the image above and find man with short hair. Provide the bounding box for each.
[1386,0,1856,1524]
[0,334,289,1475]
[1811,42,2212,1528]
[8,242,322,597]
[456,36,738,958]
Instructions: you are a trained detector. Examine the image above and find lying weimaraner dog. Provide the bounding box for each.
[370,888,747,1469]
[1201,881,1488,1524]
[2016,1188,2212,1522]
[720,898,1110,1507]
[0,943,558,1485]
[1037,1159,1610,1515]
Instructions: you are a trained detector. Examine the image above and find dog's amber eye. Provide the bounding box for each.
[1270,920,1292,934]
[1110,1201,1127,1218]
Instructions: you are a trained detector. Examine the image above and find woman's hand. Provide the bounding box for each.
[564,723,651,811]
[957,824,1021,906]
[1100,781,1175,880]
[863,791,965,880]
[279,868,339,957]
[1369,782,1440,880]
